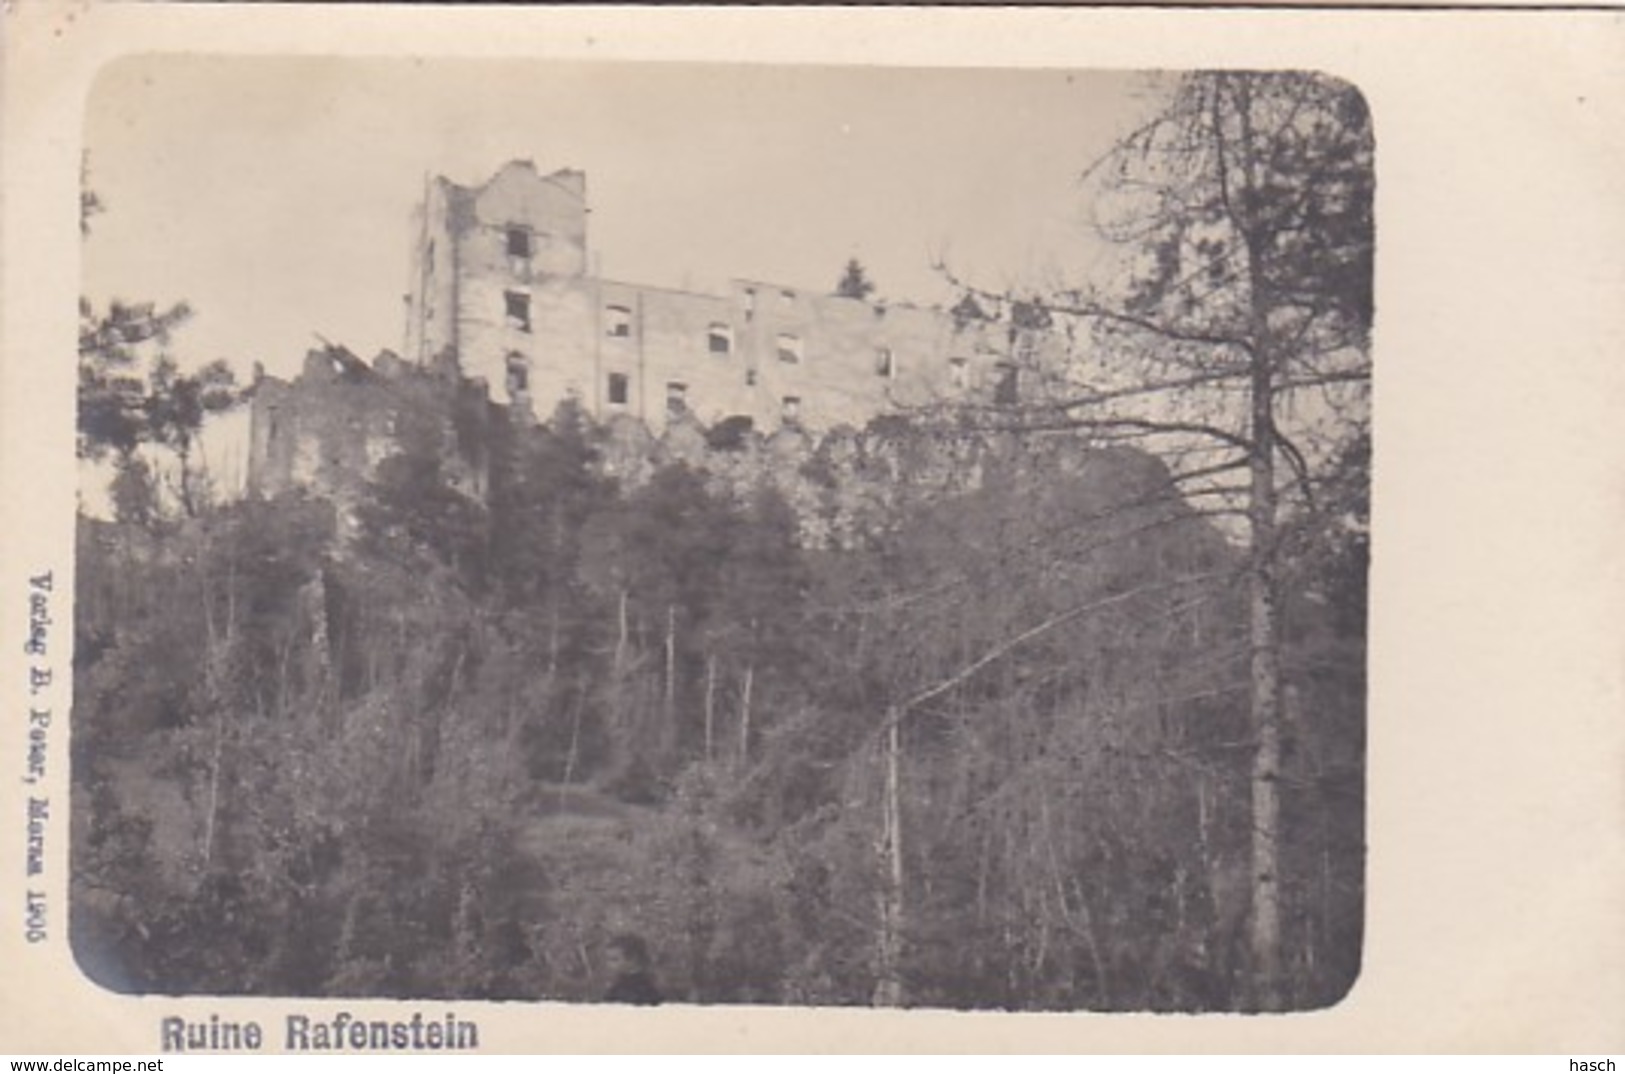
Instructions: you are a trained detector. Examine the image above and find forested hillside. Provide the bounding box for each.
[71,399,1364,1010]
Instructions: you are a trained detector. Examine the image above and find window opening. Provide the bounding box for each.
[505,291,531,333]
[606,305,633,338]
[776,333,803,364]
[876,346,895,378]
[708,323,732,355]
[782,396,802,423]
[994,362,1019,406]
[666,382,688,415]
[607,372,630,406]
[506,227,531,259]
[506,352,530,395]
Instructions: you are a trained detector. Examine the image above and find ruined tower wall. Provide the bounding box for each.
[467,163,587,278]
[406,162,593,418]
[453,163,592,419]
[404,179,462,367]
[458,272,596,422]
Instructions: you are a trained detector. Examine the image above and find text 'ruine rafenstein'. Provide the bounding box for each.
[160,1012,480,1052]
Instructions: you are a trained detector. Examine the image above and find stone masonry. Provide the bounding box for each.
[401,160,1064,434]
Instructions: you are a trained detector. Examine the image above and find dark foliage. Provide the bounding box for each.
[73,400,1362,1008]
[834,258,877,302]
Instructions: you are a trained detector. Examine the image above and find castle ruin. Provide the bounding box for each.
[248,160,1073,509]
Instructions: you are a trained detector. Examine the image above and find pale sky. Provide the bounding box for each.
[80,57,1161,497]
[84,57,1160,381]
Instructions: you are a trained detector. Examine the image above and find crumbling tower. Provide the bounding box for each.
[404,160,590,421]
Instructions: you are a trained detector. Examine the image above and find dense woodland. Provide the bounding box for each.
[70,71,1371,1011]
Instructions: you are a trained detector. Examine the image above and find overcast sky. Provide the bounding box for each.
[83,57,1160,382]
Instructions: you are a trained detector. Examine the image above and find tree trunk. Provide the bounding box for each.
[177,440,198,518]
[198,535,234,866]
[613,589,629,676]
[1219,72,1286,1012]
[547,603,561,679]
[200,706,226,866]
[703,652,717,764]
[874,708,905,1006]
[561,695,585,807]
[664,604,676,724]
[737,663,754,767]
[1246,306,1285,1013]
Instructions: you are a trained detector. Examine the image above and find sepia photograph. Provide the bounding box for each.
[4,1,1622,1056]
[70,56,1369,1012]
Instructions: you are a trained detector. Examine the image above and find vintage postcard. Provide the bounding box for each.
[2,2,1621,1055]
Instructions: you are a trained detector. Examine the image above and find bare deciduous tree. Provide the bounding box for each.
[943,70,1373,1008]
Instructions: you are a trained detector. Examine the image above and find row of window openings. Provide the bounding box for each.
[491,234,867,346]
[600,375,801,419]
[505,288,946,389]
[504,369,639,404]
[507,316,988,398]
[740,288,798,317]
[499,236,794,322]
[499,291,885,374]
[510,360,1009,406]
[517,359,988,396]
[602,307,738,354]
[531,296,899,377]
[504,368,790,419]
[495,250,802,334]
[505,351,866,398]
[605,306,754,359]
[662,381,800,422]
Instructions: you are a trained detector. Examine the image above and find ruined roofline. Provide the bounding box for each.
[255,345,430,391]
[728,278,935,315]
[432,159,586,201]
[589,274,944,316]
[593,276,735,303]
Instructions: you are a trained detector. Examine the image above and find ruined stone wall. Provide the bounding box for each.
[247,356,393,506]
[406,161,1073,437]
[245,349,493,531]
[247,341,1119,560]
[732,283,990,431]
[594,409,1019,551]
[615,281,744,428]
[557,278,1024,436]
